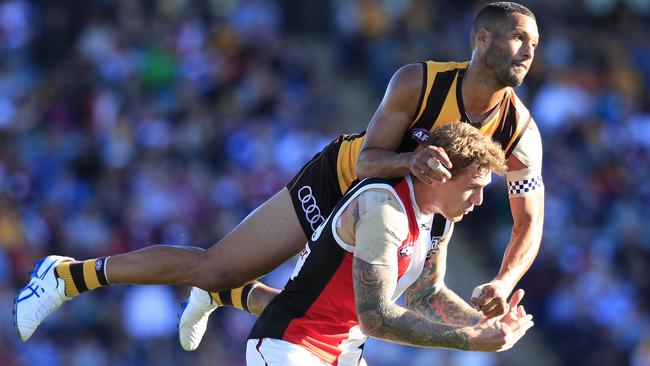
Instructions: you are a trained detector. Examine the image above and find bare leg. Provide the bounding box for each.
[106,188,307,291]
[247,283,281,316]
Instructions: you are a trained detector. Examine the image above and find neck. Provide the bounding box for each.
[411,176,441,216]
[463,58,508,121]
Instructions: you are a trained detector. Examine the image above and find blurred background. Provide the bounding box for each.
[1,0,649,365]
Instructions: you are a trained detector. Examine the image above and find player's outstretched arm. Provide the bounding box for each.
[472,123,545,318]
[405,225,481,327]
[354,257,469,349]
[416,287,483,326]
[473,185,543,318]
[350,195,533,351]
[353,258,533,351]
[497,156,544,287]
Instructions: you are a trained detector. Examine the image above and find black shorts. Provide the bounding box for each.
[286,136,347,237]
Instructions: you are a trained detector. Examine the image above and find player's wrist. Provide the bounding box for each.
[463,326,482,351]
[406,151,419,169]
[490,278,512,294]
[469,311,483,326]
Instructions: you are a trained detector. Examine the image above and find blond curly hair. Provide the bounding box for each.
[428,123,507,176]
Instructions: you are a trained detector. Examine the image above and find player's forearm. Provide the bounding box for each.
[495,219,543,292]
[356,148,414,179]
[355,259,471,350]
[407,287,481,326]
[358,300,471,350]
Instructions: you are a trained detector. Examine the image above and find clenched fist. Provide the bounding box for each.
[471,280,509,318]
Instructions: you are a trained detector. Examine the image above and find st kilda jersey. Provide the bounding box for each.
[249,176,452,365]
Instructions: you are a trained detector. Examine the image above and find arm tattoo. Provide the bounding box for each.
[406,286,481,326]
[406,246,481,326]
[353,258,470,350]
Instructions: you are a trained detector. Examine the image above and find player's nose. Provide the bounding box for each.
[470,189,484,206]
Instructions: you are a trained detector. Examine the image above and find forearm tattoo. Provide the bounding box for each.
[407,287,481,326]
[406,254,481,326]
[353,258,470,350]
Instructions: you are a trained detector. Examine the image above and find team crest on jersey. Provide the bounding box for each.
[411,128,431,145]
[399,243,415,259]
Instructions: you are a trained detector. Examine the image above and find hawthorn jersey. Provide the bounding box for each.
[334,61,532,193]
[251,176,452,365]
[287,60,538,237]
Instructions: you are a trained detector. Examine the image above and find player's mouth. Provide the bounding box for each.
[512,62,528,71]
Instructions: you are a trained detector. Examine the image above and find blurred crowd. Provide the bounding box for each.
[1,0,649,365]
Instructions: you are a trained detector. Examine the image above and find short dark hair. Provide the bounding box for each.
[470,2,536,48]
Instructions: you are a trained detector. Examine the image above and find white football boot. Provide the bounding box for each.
[14,255,74,341]
[178,287,219,351]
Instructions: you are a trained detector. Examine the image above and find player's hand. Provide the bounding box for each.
[410,145,452,185]
[500,290,530,328]
[471,280,509,318]
[467,289,534,352]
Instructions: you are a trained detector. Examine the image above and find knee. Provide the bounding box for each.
[206,274,247,292]
[193,259,247,292]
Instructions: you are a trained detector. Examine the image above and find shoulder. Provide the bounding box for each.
[353,187,410,246]
[507,91,536,151]
[510,89,532,123]
[425,60,470,73]
[355,186,405,215]
[388,63,425,94]
[508,117,542,170]
[385,61,469,104]
[377,63,426,113]
[392,60,470,90]
[506,89,543,164]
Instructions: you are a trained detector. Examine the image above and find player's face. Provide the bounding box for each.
[438,165,492,222]
[483,13,539,87]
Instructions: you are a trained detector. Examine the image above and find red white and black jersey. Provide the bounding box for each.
[249,176,452,365]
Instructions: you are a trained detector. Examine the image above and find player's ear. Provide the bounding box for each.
[475,28,490,52]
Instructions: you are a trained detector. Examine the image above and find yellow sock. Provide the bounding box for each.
[209,282,259,313]
[55,257,111,298]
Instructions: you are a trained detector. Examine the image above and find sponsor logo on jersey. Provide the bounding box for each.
[95,258,103,271]
[298,185,325,232]
[399,243,415,259]
[411,128,431,145]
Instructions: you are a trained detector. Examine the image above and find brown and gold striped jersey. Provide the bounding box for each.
[334,61,533,194]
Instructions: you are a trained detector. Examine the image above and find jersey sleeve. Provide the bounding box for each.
[507,118,544,197]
